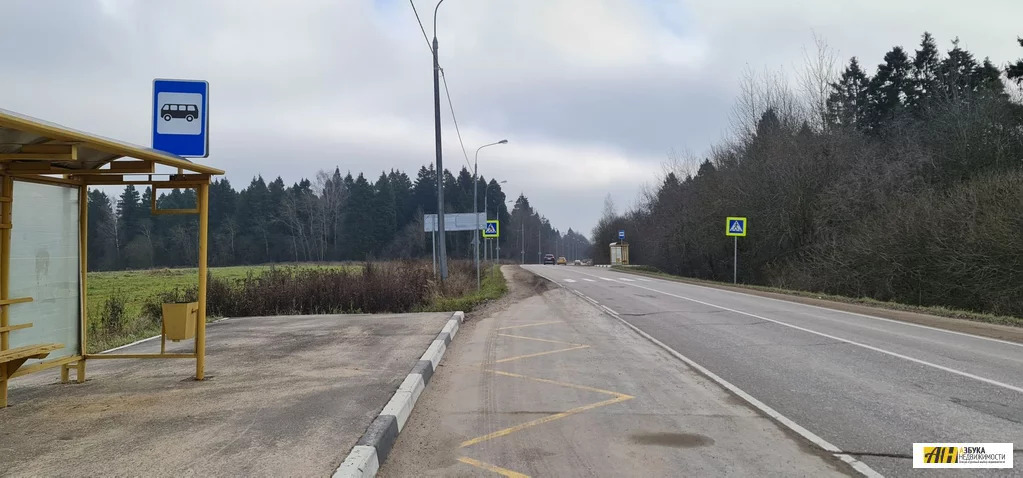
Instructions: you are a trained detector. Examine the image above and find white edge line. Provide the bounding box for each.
[578,296,883,478]
[99,334,162,353]
[619,270,1023,349]
[548,277,882,475]
[97,316,238,354]
[601,277,1023,395]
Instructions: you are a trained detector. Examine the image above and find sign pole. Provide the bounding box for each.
[733,235,737,284]
[432,229,437,276]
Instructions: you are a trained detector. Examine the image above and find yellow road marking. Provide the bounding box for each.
[460,394,633,448]
[458,315,635,476]
[488,369,635,399]
[497,333,584,346]
[496,321,563,330]
[457,456,531,478]
[493,345,590,363]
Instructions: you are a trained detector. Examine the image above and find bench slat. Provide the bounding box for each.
[0,323,32,333]
[0,297,33,306]
[0,343,64,363]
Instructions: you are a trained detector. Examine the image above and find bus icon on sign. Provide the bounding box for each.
[161,104,198,122]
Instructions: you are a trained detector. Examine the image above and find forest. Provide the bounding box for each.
[593,34,1023,317]
[87,164,591,271]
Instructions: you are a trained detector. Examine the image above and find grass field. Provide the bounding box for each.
[86,263,360,352]
[85,261,506,353]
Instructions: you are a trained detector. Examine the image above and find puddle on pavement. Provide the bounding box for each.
[629,432,715,448]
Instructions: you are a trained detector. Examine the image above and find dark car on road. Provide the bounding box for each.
[542,253,556,265]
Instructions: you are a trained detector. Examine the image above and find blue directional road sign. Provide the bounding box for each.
[726,217,747,237]
[152,79,209,157]
[618,229,626,240]
[483,220,499,238]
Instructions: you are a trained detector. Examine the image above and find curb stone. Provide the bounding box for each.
[332,310,465,478]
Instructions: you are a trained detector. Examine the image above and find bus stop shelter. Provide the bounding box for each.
[609,241,629,266]
[0,108,223,408]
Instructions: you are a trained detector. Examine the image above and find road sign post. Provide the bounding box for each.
[726,217,747,284]
[152,79,209,157]
[483,220,499,277]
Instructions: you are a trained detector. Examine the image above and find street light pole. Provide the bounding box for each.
[432,0,449,280]
[538,223,541,264]
[473,140,507,291]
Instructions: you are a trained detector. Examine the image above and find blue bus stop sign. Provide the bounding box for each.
[618,229,625,240]
[152,79,209,157]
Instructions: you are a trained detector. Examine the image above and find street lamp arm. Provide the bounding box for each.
[433,0,446,39]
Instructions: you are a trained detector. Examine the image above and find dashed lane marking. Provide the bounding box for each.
[564,278,577,283]
[582,278,596,282]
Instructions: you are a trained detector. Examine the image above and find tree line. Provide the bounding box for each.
[594,33,1023,317]
[87,164,590,271]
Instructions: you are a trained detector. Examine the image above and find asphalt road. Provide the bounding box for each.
[381,266,849,477]
[525,265,1023,477]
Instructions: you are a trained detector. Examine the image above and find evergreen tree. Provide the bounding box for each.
[1008,38,1023,84]
[388,169,414,226]
[866,46,912,131]
[937,38,979,99]
[908,32,940,112]
[342,174,375,259]
[827,57,870,128]
[87,189,118,270]
[371,172,397,252]
[972,58,1005,96]
[412,165,437,215]
[116,185,144,248]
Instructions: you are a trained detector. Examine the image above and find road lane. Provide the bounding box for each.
[524,265,1023,477]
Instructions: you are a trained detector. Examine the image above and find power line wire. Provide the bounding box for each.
[408,0,433,54]
[440,68,474,173]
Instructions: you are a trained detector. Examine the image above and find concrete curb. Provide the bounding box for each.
[595,264,611,268]
[332,310,465,478]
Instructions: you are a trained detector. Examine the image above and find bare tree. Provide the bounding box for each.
[798,32,839,132]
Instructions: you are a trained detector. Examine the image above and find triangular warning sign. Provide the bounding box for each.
[729,220,743,233]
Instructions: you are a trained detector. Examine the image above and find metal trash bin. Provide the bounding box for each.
[162,301,198,341]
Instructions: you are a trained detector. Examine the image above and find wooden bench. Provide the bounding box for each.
[1,342,65,407]
[0,343,65,375]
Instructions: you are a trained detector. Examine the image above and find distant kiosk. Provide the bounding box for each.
[609,241,629,265]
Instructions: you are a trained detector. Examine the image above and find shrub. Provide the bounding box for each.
[99,293,127,332]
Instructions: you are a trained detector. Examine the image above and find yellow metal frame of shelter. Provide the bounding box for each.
[0,108,223,408]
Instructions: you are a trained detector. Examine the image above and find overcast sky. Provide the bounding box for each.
[1,0,1021,236]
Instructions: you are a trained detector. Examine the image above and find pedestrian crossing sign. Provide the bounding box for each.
[482,220,499,238]
[726,217,747,237]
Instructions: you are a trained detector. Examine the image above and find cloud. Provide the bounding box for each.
[1,0,1021,236]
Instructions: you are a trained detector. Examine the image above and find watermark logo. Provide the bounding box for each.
[914,443,1013,468]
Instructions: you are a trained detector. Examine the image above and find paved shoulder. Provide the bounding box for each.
[380,266,850,477]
